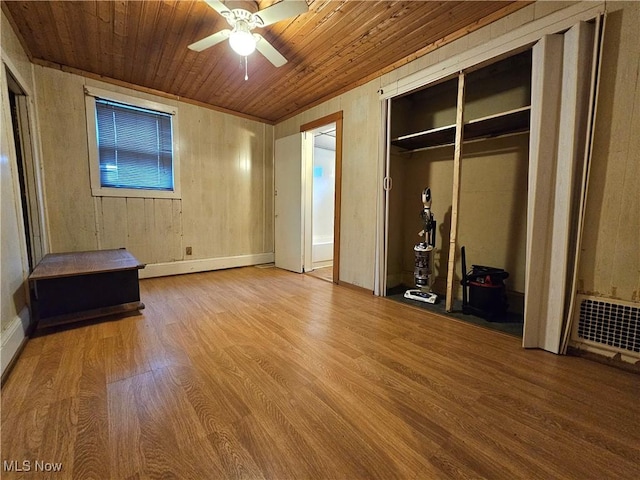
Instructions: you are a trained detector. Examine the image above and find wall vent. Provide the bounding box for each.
[571,295,640,361]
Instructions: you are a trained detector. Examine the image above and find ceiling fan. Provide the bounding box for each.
[188,0,308,77]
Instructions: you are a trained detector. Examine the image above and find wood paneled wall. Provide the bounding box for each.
[34,66,273,266]
[579,2,640,302]
[457,135,529,295]
[276,84,381,290]
[1,12,33,334]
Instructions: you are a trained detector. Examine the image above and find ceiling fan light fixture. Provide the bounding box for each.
[229,20,256,56]
[188,0,309,67]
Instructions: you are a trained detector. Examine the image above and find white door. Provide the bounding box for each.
[524,24,596,353]
[375,98,392,296]
[275,133,304,273]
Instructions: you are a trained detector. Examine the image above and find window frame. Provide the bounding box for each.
[85,86,181,199]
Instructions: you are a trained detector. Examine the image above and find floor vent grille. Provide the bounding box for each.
[575,297,639,355]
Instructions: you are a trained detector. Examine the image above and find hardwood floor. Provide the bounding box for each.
[306,266,333,283]
[2,266,639,479]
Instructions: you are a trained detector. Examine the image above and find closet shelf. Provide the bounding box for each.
[391,124,456,151]
[391,105,531,152]
[464,106,531,140]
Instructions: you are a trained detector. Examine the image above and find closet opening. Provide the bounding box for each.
[383,49,532,337]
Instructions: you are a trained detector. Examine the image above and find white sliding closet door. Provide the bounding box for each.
[524,22,596,352]
[376,99,392,296]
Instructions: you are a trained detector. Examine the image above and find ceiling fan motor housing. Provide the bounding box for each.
[224,8,265,29]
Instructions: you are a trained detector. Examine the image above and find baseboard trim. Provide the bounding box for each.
[139,253,275,279]
[1,306,30,381]
[311,260,333,269]
[338,280,374,295]
[567,345,640,374]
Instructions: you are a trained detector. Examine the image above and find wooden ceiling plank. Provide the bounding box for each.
[128,0,163,90]
[63,1,98,73]
[244,1,431,110]
[198,46,290,112]
[189,0,524,120]
[195,62,270,114]
[261,2,458,101]
[96,0,115,80]
[176,0,256,100]
[140,1,178,89]
[167,2,232,97]
[188,54,242,102]
[43,1,75,68]
[311,3,492,83]
[272,1,389,65]
[150,1,211,96]
[122,0,145,85]
[253,2,505,118]
[234,0,385,113]
[80,0,102,76]
[253,1,520,119]
[30,2,64,66]
[178,40,246,101]
[264,7,484,119]
[152,1,198,95]
[110,0,129,82]
[197,13,323,109]
[276,1,531,122]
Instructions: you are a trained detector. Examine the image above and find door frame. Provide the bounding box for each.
[300,111,343,284]
[2,60,48,269]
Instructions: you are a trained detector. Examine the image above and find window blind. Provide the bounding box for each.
[96,99,174,191]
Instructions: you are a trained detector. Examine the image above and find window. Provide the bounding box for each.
[96,99,173,190]
[85,86,180,199]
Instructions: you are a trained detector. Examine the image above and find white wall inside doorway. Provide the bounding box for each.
[311,125,336,266]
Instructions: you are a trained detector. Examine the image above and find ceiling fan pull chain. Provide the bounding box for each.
[244,56,249,81]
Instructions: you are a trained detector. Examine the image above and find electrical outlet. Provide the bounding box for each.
[186,246,192,255]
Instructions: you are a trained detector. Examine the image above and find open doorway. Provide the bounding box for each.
[274,112,343,283]
[306,123,336,283]
[5,68,44,271]
[301,112,343,284]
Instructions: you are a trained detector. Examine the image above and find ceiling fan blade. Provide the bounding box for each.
[254,34,287,67]
[188,29,231,52]
[255,0,309,27]
[203,0,232,16]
